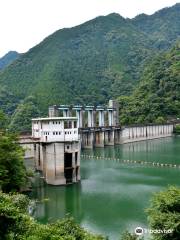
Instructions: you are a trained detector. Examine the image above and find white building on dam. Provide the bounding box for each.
[32,117,81,185]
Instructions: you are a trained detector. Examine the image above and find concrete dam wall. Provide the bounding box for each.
[80,124,174,148]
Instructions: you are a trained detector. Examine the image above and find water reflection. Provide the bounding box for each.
[87,136,180,164]
[32,178,83,223]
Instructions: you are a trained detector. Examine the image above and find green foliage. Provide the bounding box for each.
[0,192,32,239]
[25,217,105,240]
[0,132,27,192]
[0,51,20,70]
[0,85,20,116]
[0,110,8,130]
[120,231,143,240]
[133,3,180,50]
[0,192,106,240]
[154,117,165,124]
[9,96,41,132]
[118,42,180,124]
[174,124,180,134]
[146,186,180,240]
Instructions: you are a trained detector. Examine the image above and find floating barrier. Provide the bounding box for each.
[81,154,180,169]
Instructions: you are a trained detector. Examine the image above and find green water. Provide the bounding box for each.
[31,136,180,239]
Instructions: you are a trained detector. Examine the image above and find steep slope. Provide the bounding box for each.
[118,42,180,124]
[0,13,153,113]
[0,51,20,70]
[0,3,179,121]
[132,3,180,49]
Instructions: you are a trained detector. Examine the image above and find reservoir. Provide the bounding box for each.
[31,136,180,239]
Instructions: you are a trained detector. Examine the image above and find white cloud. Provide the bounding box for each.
[0,0,179,57]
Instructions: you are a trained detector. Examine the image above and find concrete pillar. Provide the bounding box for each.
[82,131,94,149]
[95,131,105,147]
[114,129,121,144]
[63,109,70,117]
[153,126,155,136]
[49,105,58,117]
[88,110,94,127]
[44,143,66,185]
[108,110,113,126]
[108,100,119,126]
[76,110,83,128]
[104,130,115,146]
[98,110,105,127]
[34,143,41,170]
[39,144,44,172]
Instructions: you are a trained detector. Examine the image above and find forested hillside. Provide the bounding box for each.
[0,3,179,131]
[0,13,154,113]
[118,42,180,124]
[132,3,180,50]
[0,51,20,70]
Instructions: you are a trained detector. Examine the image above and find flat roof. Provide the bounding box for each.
[32,117,78,121]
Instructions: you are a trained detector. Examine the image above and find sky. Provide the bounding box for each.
[0,0,179,57]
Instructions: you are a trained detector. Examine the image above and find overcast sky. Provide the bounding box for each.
[0,0,179,57]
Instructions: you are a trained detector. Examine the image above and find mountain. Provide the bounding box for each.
[0,51,20,70]
[0,13,154,113]
[132,3,180,50]
[0,3,179,131]
[118,42,180,124]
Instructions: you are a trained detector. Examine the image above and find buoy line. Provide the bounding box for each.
[80,154,180,169]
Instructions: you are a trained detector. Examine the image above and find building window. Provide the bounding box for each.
[74,121,77,128]
[64,121,72,129]
[67,146,69,149]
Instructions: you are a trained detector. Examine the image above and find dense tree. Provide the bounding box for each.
[9,96,41,132]
[174,124,180,134]
[118,42,180,124]
[0,85,20,116]
[0,110,7,130]
[0,51,20,71]
[146,186,180,240]
[132,3,180,50]
[121,231,143,240]
[0,192,31,239]
[0,132,27,192]
[0,192,105,240]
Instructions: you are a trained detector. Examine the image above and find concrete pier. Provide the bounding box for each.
[104,129,115,146]
[95,130,105,147]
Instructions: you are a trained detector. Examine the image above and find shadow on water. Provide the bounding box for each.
[30,136,180,239]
